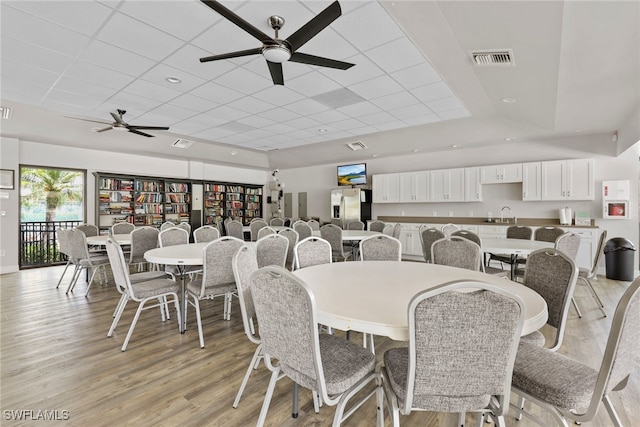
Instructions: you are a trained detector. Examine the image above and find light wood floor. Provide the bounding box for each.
[1,265,638,427]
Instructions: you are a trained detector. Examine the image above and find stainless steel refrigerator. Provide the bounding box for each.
[330,188,372,228]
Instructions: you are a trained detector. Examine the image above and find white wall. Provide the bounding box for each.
[278,137,640,268]
[0,139,268,274]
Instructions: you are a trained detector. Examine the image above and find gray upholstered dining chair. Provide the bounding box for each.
[193,225,220,243]
[346,220,365,230]
[250,266,383,427]
[380,280,525,427]
[278,227,299,270]
[256,233,288,269]
[55,229,76,289]
[105,237,181,352]
[419,226,444,263]
[534,226,565,243]
[127,226,159,271]
[359,234,402,261]
[441,223,460,236]
[159,227,200,278]
[293,236,332,270]
[511,274,640,427]
[486,225,533,273]
[576,230,608,317]
[250,219,268,241]
[65,228,110,296]
[225,219,245,240]
[306,219,320,231]
[369,220,386,232]
[269,217,284,226]
[451,229,482,246]
[431,236,482,271]
[293,221,313,241]
[160,221,175,231]
[186,236,245,348]
[256,226,276,240]
[320,224,351,262]
[555,232,583,316]
[111,222,135,235]
[75,223,99,237]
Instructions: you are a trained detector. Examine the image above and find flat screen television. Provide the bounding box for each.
[337,163,367,186]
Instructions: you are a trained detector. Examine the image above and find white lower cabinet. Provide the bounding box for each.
[399,224,423,258]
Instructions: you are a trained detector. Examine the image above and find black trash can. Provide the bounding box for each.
[604,238,636,281]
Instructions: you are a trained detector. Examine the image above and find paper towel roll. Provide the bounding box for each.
[565,208,572,225]
[559,208,567,225]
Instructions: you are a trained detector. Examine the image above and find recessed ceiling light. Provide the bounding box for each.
[318,128,328,133]
[231,151,237,155]
[166,76,182,84]
[413,149,420,153]
[574,128,588,133]
[451,144,460,148]
[504,137,516,141]
[372,154,378,158]
[501,97,516,103]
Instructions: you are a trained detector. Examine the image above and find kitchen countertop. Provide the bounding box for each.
[377,216,598,229]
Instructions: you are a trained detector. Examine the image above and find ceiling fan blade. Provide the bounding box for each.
[95,126,113,133]
[110,111,126,125]
[285,1,341,52]
[266,61,284,85]
[200,47,262,63]
[201,0,276,44]
[128,129,154,138]
[289,52,355,70]
[65,116,112,125]
[128,125,170,131]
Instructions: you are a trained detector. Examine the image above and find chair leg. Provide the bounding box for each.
[108,294,128,337]
[84,267,101,297]
[233,344,264,408]
[583,278,607,317]
[571,297,583,318]
[56,261,71,289]
[515,395,525,420]
[603,395,624,427]
[256,367,281,427]
[458,412,465,426]
[121,300,147,351]
[292,382,299,418]
[191,297,205,348]
[66,265,84,294]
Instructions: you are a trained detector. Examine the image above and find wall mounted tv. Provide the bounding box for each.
[337,163,367,186]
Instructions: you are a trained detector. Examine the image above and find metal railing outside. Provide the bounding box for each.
[20,221,82,269]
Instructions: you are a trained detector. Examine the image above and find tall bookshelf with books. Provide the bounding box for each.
[133,178,164,227]
[97,176,134,231]
[203,182,263,226]
[203,183,226,226]
[164,180,191,225]
[244,186,263,223]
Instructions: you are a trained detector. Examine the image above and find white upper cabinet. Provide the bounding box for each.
[541,159,594,200]
[464,167,482,202]
[372,173,399,203]
[522,162,541,201]
[399,171,429,203]
[480,163,522,184]
[430,168,465,202]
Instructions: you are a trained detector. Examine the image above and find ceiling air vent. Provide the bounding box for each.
[172,138,194,149]
[471,49,514,66]
[0,106,12,119]
[346,141,368,151]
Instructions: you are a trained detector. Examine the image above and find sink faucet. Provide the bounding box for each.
[500,206,511,223]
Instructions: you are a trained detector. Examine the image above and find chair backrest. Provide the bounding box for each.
[359,235,402,261]
[57,229,72,259]
[403,280,525,416]
[278,227,299,269]
[176,222,191,236]
[111,222,135,235]
[160,221,175,231]
[369,220,386,232]
[523,248,578,351]
[588,230,608,276]
[431,237,482,271]
[256,234,289,268]
[441,223,461,236]
[555,232,581,261]
[534,226,565,243]
[193,225,220,243]
[270,217,284,226]
[105,237,132,297]
[250,266,327,396]
[75,224,98,237]
[293,222,313,241]
[506,225,533,240]
[419,226,445,263]
[392,223,402,239]
[195,237,245,298]
[320,224,346,259]
[232,244,261,344]
[346,220,365,230]
[294,237,332,270]
[451,229,482,246]
[225,220,245,240]
[250,217,264,223]
[307,219,320,231]
[158,227,188,247]
[382,223,395,236]
[257,226,276,240]
[67,228,90,262]
[250,220,268,241]
[128,226,159,263]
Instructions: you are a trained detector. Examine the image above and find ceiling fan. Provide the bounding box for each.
[71,109,170,138]
[199,0,355,85]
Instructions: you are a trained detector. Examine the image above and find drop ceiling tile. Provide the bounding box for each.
[391,63,443,90]
[80,40,155,77]
[0,77,50,104]
[253,86,306,106]
[242,128,278,140]
[329,118,368,131]
[102,92,162,114]
[349,74,404,99]
[319,53,385,87]
[412,82,456,103]
[370,91,420,111]
[1,36,74,74]
[357,111,398,126]
[311,109,350,124]
[122,110,174,128]
[168,93,220,113]
[281,98,329,115]
[6,0,113,36]
[258,107,302,122]
[53,76,116,100]
[262,122,298,135]
[165,44,236,80]
[217,121,257,134]
[228,96,275,115]
[124,79,183,103]
[194,126,237,140]
[97,12,185,61]
[427,96,466,113]
[1,6,90,57]
[331,1,405,52]
[404,114,442,127]
[365,37,426,74]
[286,116,322,130]
[1,59,59,88]
[188,81,245,104]
[236,115,276,129]
[214,67,273,95]
[118,0,215,42]
[144,104,200,124]
[218,133,255,144]
[298,28,359,61]
[190,17,259,56]
[208,105,252,122]
[337,101,382,118]
[374,120,406,132]
[140,64,208,92]
[45,89,104,109]
[286,71,342,97]
[286,129,317,139]
[232,0,314,37]
[65,60,136,90]
[389,103,436,120]
[438,107,471,120]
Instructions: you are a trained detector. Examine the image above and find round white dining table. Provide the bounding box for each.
[86,234,131,246]
[312,230,381,240]
[293,260,548,341]
[481,238,554,278]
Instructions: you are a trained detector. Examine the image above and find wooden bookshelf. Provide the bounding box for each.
[203,182,263,226]
[97,176,134,232]
[165,180,191,224]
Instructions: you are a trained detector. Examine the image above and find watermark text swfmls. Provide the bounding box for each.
[4,410,70,421]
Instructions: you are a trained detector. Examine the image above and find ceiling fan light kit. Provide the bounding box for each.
[199,0,355,85]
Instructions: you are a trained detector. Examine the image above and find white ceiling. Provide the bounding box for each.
[1,0,638,170]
